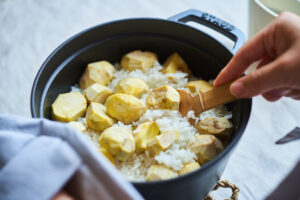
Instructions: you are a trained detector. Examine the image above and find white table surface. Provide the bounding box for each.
[0,0,299,199]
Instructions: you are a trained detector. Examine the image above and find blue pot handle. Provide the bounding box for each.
[169,9,245,54]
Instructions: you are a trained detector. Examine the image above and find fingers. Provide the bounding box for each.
[214,28,270,87]
[213,11,300,101]
[285,89,300,99]
[262,88,289,101]
[229,55,287,98]
[292,95,300,100]
[262,93,282,102]
[226,55,273,98]
[257,55,273,69]
[262,88,300,101]
[231,49,300,99]
[52,191,74,200]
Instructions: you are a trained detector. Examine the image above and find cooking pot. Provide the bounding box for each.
[31,9,251,200]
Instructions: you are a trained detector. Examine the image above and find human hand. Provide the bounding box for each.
[52,191,74,200]
[214,12,300,101]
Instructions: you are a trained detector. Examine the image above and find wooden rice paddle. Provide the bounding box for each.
[177,81,237,117]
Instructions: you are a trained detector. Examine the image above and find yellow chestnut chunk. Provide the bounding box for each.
[79,61,115,89]
[178,162,200,175]
[99,126,135,161]
[115,77,149,98]
[99,147,115,165]
[52,92,87,122]
[86,103,115,132]
[195,117,233,139]
[146,165,178,181]
[134,121,159,153]
[67,121,87,132]
[162,53,190,74]
[146,85,180,110]
[84,83,112,104]
[121,50,158,72]
[106,93,146,124]
[147,130,180,156]
[190,135,223,165]
[186,80,213,94]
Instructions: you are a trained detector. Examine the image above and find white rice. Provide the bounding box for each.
[71,61,232,181]
[71,84,83,93]
[115,151,156,182]
[199,105,232,120]
[155,147,197,171]
[108,61,188,91]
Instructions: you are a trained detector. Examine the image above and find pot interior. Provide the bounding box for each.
[42,35,222,116]
[38,32,248,147]
[37,21,250,145]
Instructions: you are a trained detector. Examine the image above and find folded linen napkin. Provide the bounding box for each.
[0,114,143,200]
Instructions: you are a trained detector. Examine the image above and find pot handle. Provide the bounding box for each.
[169,9,245,54]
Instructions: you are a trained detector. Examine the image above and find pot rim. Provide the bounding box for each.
[254,0,279,17]
[30,16,252,186]
[30,17,226,118]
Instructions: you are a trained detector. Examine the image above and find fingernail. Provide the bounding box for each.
[230,81,244,97]
[213,79,218,86]
[214,77,223,87]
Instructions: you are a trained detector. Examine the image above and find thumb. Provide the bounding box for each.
[229,57,287,98]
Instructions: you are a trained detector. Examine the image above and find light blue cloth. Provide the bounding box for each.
[0,114,143,200]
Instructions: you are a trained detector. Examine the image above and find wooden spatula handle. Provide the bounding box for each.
[200,81,237,111]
